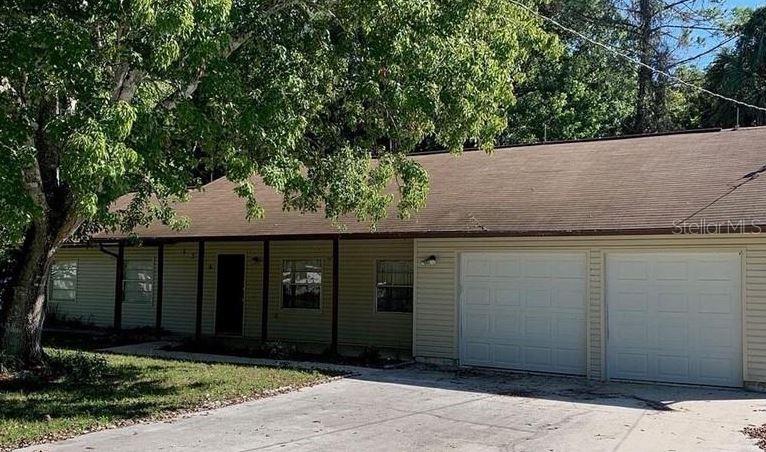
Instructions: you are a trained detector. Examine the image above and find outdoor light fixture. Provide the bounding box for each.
[420,255,438,267]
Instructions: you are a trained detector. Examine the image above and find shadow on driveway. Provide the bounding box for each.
[347,364,766,412]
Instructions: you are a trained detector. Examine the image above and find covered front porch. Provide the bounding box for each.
[48,237,415,358]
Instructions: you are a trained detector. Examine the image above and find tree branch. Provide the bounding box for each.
[668,35,737,68]
[21,139,50,216]
[156,0,310,111]
[663,0,692,11]
[158,31,252,111]
[112,65,144,102]
[655,24,727,32]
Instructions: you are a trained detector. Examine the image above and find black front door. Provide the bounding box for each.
[215,254,245,335]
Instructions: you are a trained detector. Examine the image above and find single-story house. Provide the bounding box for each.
[50,126,766,389]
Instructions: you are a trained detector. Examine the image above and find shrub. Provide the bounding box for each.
[46,350,109,384]
[261,341,298,360]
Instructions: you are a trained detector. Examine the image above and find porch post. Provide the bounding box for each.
[195,241,205,339]
[331,236,339,353]
[261,239,270,342]
[113,241,125,329]
[155,243,165,331]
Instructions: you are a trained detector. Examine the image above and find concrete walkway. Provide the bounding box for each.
[19,346,766,451]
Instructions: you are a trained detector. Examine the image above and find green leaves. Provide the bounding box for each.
[105,101,137,140]
[0,0,554,249]
[703,7,766,128]
[131,0,157,27]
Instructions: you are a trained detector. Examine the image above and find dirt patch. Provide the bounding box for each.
[744,424,766,450]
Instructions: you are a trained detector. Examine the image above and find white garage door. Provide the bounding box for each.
[607,252,742,387]
[460,252,587,375]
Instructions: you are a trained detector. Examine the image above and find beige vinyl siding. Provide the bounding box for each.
[161,243,198,334]
[414,234,766,383]
[121,247,158,329]
[201,242,262,337]
[413,239,458,360]
[268,240,333,344]
[49,247,115,327]
[746,246,766,382]
[338,239,413,351]
[588,249,604,378]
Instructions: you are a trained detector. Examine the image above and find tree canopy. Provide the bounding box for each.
[500,0,635,144]
[703,7,766,127]
[0,0,555,242]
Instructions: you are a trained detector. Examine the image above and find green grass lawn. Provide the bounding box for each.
[0,348,335,450]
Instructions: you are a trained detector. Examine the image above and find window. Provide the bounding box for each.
[124,260,154,304]
[282,259,322,309]
[376,261,413,313]
[49,261,77,303]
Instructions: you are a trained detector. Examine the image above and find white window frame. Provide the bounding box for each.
[124,259,155,304]
[281,259,322,310]
[49,261,78,303]
[374,260,413,314]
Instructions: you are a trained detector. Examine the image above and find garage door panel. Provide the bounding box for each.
[491,311,521,339]
[607,252,742,387]
[700,357,737,382]
[612,290,649,311]
[463,257,493,278]
[611,313,649,347]
[553,282,586,309]
[556,349,586,372]
[697,260,738,281]
[657,292,689,313]
[464,342,491,364]
[614,260,649,280]
[524,346,554,368]
[460,252,587,375]
[522,259,552,278]
[656,318,688,350]
[655,261,689,280]
[523,315,553,342]
[495,258,521,277]
[493,344,521,366]
[555,259,585,278]
[524,286,552,307]
[555,314,585,342]
[494,286,521,306]
[696,322,736,349]
[463,312,490,338]
[613,353,649,377]
[463,285,491,306]
[657,355,690,380]
[698,288,736,313]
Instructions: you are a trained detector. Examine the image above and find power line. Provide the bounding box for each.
[507,0,766,114]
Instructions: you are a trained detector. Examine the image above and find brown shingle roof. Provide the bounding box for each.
[100,127,766,241]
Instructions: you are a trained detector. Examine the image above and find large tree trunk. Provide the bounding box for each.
[0,221,56,366]
[0,114,78,366]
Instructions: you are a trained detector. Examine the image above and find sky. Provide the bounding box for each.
[684,0,764,67]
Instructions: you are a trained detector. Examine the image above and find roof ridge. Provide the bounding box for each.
[411,127,726,156]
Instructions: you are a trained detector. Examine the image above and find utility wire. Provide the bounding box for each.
[507,0,766,113]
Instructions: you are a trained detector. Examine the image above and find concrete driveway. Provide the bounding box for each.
[20,365,766,451]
